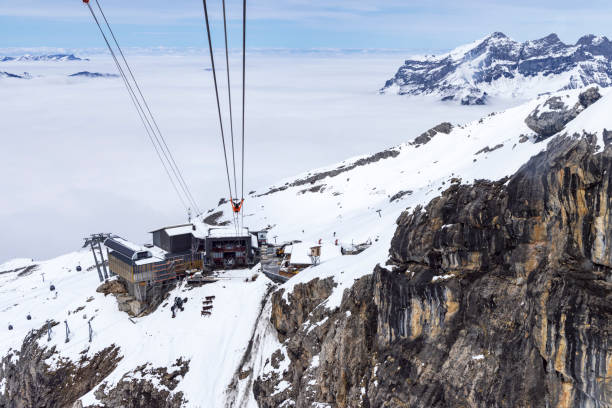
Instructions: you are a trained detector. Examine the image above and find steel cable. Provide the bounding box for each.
[94,0,202,215]
[86,2,189,211]
[202,0,238,233]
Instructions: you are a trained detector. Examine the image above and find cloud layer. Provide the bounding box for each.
[0,52,509,262]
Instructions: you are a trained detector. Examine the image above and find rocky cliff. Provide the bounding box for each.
[253,132,611,407]
[0,323,122,408]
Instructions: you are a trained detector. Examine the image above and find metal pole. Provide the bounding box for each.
[90,240,104,282]
[64,320,70,343]
[106,247,115,277]
[96,236,109,280]
[88,320,93,343]
[47,320,51,342]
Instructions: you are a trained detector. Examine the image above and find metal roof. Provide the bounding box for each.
[104,237,137,260]
[149,223,194,235]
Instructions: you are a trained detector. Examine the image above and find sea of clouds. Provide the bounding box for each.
[0,50,518,262]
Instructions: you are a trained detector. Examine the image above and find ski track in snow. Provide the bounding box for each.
[1,86,612,406]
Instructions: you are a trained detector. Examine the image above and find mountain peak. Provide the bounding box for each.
[0,53,86,62]
[577,34,610,46]
[487,31,508,40]
[537,33,562,43]
[383,33,612,104]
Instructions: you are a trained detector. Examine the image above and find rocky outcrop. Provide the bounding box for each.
[257,149,400,197]
[253,277,377,408]
[384,133,611,407]
[0,323,122,408]
[0,320,190,408]
[253,132,611,407]
[475,143,504,155]
[258,148,401,197]
[203,210,231,226]
[411,122,453,146]
[97,279,173,317]
[525,87,602,139]
[96,279,126,296]
[461,92,487,106]
[91,359,189,408]
[389,190,413,203]
[604,129,612,146]
[269,278,336,343]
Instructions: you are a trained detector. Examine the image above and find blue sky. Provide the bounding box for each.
[1,0,612,51]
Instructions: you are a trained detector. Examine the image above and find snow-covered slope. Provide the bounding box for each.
[382,32,612,104]
[0,253,271,406]
[1,87,611,407]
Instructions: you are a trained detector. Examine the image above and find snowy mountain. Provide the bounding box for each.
[69,71,119,78]
[382,32,612,104]
[1,87,611,407]
[0,54,87,62]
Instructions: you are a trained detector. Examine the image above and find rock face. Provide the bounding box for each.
[0,321,188,408]
[382,32,612,104]
[92,359,189,408]
[203,210,231,226]
[0,323,122,408]
[96,278,173,317]
[525,87,602,139]
[253,277,377,408]
[253,133,611,407]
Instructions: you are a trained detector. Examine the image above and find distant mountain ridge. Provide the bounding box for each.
[69,71,119,78]
[0,54,87,62]
[381,32,612,104]
[0,72,31,79]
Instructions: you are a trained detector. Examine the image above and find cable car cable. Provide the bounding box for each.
[87,3,188,211]
[221,0,239,203]
[93,0,202,215]
[240,0,247,231]
[85,1,189,210]
[202,0,238,232]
